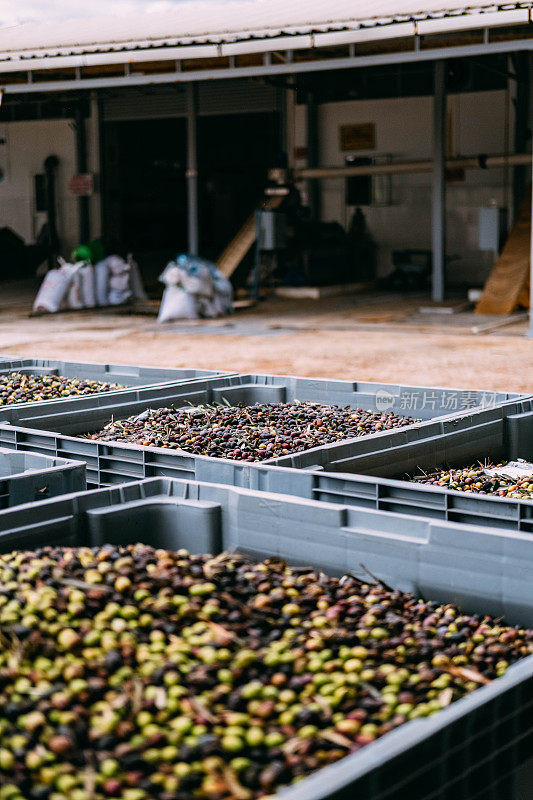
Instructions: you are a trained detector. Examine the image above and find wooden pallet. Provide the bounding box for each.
[476,197,531,314]
[217,195,284,279]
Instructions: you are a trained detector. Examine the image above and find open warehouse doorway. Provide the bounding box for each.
[100,81,281,286]
[198,111,281,262]
[102,118,188,265]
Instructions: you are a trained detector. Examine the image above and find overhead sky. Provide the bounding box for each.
[0,0,202,27]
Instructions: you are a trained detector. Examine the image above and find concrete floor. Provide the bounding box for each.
[0,280,531,393]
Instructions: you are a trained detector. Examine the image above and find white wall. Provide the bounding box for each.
[293,90,513,283]
[0,88,513,285]
[0,119,78,259]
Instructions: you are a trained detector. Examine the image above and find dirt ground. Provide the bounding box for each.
[1,281,532,393]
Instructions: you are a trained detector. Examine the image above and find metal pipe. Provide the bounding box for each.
[95,92,106,240]
[44,155,60,269]
[285,79,296,171]
[186,81,199,255]
[512,53,531,222]
[74,106,90,244]
[5,37,533,95]
[306,90,320,220]
[87,90,102,240]
[432,59,446,304]
[296,153,533,180]
[277,84,288,160]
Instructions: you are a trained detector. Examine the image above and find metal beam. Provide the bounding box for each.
[186,82,199,255]
[6,36,533,95]
[528,54,533,339]
[432,60,446,304]
[306,90,320,220]
[74,106,90,244]
[44,155,60,269]
[95,92,106,240]
[285,77,296,171]
[512,52,531,222]
[277,83,288,159]
[529,151,533,337]
[87,90,102,239]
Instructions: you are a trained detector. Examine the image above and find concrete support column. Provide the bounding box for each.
[186,82,199,255]
[306,90,321,220]
[432,60,446,303]
[528,55,533,337]
[529,155,533,336]
[512,53,530,223]
[277,84,288,160]
[75,105,90,244]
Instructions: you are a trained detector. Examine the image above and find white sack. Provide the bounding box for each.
[94,259,109,306]
[158,263,182,287]
[106,255,128,275]
[157,286,199,322]
[109,272,131,294]
[161,256,214,298]
[32,265,74,314]
[127,254,148,301]
[108,289,132,306]
[66,265,84,310]
[80,264,96,308]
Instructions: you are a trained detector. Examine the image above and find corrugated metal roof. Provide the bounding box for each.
[0,0,531,62]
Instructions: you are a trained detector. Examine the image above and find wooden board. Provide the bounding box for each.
[274,282,375,299]
[475,197,531,315]
[517,278,530,309]
[217,195,284,279]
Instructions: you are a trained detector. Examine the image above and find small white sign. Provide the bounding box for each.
[69,173,93,196]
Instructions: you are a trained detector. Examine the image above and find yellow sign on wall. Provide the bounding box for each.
[340,123,376,151]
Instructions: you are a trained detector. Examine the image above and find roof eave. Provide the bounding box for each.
[0,6,529,71]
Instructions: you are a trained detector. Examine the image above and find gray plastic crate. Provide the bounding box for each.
[0,357,234,408]
[245,405,533,534]
[169,373,521,422]
[0,373,529,488]
[0,445,85,507]
[0,476,531,800]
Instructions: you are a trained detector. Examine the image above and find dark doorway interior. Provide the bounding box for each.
[102,111,280,283]
[198,111,280,260]
[103,118,187,265]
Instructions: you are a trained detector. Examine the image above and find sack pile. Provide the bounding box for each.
[33,255,147,314]
[157,255,233,323]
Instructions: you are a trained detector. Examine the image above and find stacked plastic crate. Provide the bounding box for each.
[0,364,531,799]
